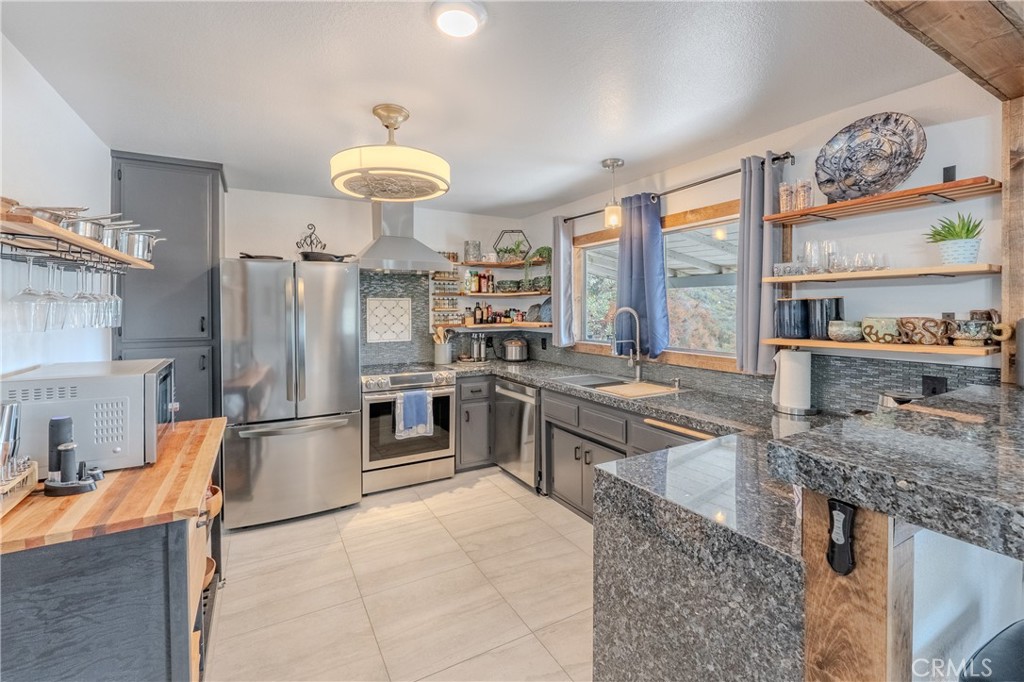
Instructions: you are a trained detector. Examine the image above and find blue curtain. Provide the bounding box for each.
[614,193,669,358]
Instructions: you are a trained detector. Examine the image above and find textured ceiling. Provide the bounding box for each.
[1,1,953,217]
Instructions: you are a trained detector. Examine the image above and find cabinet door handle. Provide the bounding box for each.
[573,445,581,461]
[200,315,206,333]
[584,449,592,465]
[200,354,207,371]
[465,410,470,423]
[470,388,483,394]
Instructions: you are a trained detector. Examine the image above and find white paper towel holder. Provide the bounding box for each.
[772,350,820,416]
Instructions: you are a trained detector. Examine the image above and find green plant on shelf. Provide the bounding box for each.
[925,213,984,242]
[524,245,553,285]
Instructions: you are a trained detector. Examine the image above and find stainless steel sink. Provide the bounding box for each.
[556,374,630,389]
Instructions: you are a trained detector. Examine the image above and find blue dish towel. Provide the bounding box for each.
[396,390,433,439]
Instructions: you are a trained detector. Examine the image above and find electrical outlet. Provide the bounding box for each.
[541,338,547,350]
[485,336,493,348]
[922,375,948,397]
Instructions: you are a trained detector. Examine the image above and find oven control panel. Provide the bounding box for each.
[361,371,455,393]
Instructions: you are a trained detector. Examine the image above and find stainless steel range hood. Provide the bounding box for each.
[357,203,454,272]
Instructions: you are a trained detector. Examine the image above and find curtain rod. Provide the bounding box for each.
[562,151,794,223]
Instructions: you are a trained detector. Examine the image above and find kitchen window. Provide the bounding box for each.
[576,199,740,367]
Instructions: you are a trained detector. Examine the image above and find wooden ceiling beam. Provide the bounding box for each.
[867,1,1024,100]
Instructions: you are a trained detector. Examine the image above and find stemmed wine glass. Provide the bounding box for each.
[8,257,49,332]
[42,262,69,331]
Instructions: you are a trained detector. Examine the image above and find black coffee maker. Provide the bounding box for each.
[43,417,103,497]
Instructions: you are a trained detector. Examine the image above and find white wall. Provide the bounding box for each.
[523,74,1003,367]
[223,189,543,262]
[1,37,112,374]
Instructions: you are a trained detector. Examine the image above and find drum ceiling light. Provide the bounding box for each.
[431,1,487,38]
[330,104,451,202]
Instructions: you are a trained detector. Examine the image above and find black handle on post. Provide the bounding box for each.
[826,498,857,575]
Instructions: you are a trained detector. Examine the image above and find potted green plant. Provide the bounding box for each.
[497,246,518,263]
[524,246,552,293]
[926,212,984,264]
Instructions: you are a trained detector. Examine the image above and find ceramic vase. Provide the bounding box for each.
[937,239,981,264]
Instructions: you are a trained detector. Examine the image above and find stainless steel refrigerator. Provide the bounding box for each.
[220,258,361,529]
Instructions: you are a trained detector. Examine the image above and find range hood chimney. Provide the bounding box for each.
[357,203,454,272]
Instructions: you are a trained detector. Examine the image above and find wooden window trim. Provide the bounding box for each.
[571,198,742,374]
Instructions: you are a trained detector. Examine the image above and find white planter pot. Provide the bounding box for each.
[937,239,981,264]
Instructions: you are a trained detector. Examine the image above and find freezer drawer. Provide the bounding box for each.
[223,414,361,529]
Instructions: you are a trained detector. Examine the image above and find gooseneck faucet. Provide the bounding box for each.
[612,307,643,382]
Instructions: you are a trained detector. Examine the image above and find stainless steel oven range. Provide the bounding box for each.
[361,366,456,493]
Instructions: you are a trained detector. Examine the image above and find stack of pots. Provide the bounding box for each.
[775,297,845,340]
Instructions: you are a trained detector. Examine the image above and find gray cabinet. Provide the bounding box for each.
[549,425,624,516]
[456,378,492,470]
[112,151,223,420]
[121,344,213,422]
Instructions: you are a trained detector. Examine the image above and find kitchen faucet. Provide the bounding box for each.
[612,307,643,382]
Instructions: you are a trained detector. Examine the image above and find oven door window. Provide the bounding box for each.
[366,395,452,464]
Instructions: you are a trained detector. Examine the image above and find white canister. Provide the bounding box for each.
[434,342,452,365]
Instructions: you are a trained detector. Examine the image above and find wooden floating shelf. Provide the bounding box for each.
[458,259,549,268]
[763,176,1002,227]
[1,212,154,269]
[431,308,460,312]
[455,291,547,298]
[763,263,1002,284]
[439,322,553,332]
[762,338,1000,356]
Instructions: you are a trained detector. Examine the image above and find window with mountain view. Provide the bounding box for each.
[581,219,738,355]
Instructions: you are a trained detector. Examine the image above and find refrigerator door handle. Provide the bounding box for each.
[285,276,296,402]
[238,417,351,439]
[296,275,307,402]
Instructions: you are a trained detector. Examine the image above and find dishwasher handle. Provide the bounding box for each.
[495,385,537,405]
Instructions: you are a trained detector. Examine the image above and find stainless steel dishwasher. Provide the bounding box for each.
[493,379,538,491]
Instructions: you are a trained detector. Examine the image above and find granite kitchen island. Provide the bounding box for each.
[593,384,1024,682]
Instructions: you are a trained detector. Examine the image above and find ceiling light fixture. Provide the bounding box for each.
[431,1,487,38]
[330,104,450,202]
[602,158,624,229]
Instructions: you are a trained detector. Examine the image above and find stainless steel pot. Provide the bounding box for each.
[118,230,166,262]
[500,337,529,362]
[100,223,137,249]
[60,213,124,242]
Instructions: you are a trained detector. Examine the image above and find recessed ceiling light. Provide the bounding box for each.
[431,1,487,38]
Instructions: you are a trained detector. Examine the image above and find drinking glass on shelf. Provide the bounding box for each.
[802,240,824,273]
[778,183,795,212]
[872,253,890,271]
[795,179,814,210]
[8,257,49,332]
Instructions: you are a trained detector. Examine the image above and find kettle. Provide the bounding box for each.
[498,337,529,362]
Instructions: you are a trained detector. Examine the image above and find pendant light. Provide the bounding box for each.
[602,158,624,229]
[330,104,451,202]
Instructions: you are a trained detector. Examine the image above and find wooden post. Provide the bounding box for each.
[1003,97,1023,382]
[802,490,915,681]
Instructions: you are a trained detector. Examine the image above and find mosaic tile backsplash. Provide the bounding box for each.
[360,272,432,366]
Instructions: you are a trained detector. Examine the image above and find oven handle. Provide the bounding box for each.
[362,387,456,403]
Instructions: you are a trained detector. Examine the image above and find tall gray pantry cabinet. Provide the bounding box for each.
[111,151,225,421]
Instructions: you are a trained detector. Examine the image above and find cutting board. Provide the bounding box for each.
[598,382,677,398]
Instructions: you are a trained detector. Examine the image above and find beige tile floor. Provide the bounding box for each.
[207,466,594,682]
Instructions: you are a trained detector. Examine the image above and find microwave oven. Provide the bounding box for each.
[1,359,177,475]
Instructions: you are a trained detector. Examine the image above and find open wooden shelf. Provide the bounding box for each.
[455,291,547,298]
[763,176,1002,227]
[1,212,154,269]
[763,263,1002,284]
[459,259,549,269]
[762,338,1000,356]
[439,322,553,332]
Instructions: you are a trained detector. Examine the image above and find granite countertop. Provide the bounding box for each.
[767,384,1024,561]
[363,358,832,559]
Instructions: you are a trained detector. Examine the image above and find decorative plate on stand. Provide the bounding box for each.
[814,112,927,202]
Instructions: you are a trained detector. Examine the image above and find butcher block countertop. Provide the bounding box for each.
[0,418,226,554]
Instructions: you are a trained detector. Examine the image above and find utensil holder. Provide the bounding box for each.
[434,343,452,365]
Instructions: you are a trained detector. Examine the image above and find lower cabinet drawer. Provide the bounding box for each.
[629,421,696,454]
[543,395,579,426]
[580,407,627,444]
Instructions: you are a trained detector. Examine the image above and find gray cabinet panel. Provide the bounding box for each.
[121,345,213,421]
[580,406,627,444]
[458,401,491,469]
[114,157,218,342]
[543,394,579,427]
[582,440,624,516]
[460,379,491,401]
[550,427,583,508]
[630,421,696,454]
